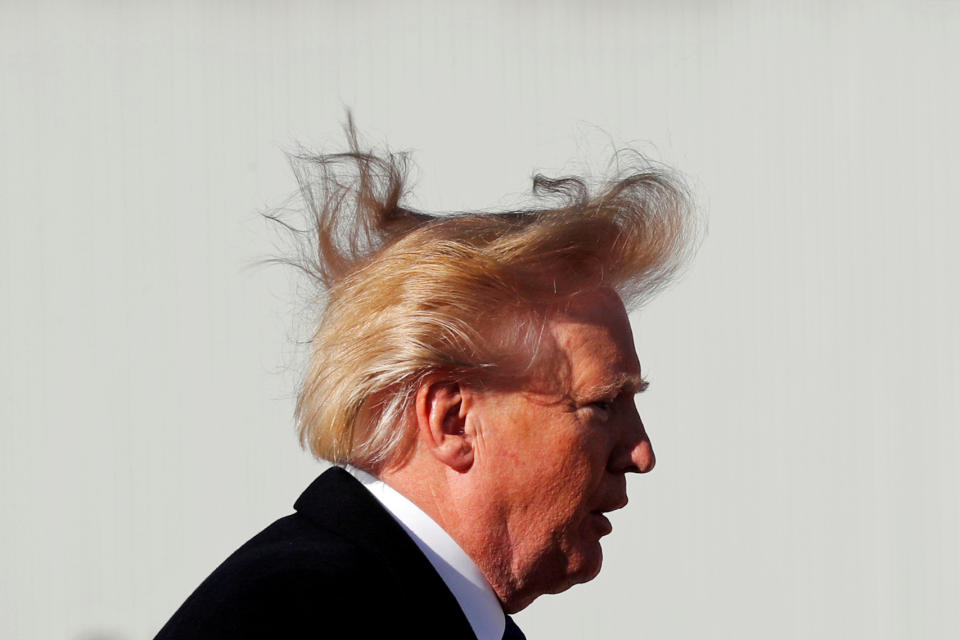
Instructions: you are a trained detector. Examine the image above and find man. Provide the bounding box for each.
[156,124,693,639]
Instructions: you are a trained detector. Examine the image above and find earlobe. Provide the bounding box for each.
[415,378,474,472]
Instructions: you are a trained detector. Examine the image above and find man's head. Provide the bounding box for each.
[437,287,654,611]
[278,121,694,608]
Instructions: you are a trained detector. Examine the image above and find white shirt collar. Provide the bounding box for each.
[343,465,505,640]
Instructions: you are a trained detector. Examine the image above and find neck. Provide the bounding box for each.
[379,453,534,613]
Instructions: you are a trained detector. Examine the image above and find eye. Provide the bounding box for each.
[585,399,615,418]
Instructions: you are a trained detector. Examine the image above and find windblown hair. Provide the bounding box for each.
[274,120,696,471]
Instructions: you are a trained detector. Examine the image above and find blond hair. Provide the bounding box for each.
[274,121,696,470]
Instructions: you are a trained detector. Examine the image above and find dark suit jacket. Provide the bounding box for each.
[155,467,478,639]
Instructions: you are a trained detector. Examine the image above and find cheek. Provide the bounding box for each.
[532,457,597,526]
[509,458,589,535]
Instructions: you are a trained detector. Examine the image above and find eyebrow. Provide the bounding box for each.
[580,372,649,400]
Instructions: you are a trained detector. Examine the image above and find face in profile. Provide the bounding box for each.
[471,288,655,610]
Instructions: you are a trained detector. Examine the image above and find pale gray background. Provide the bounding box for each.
[2,1,958,638]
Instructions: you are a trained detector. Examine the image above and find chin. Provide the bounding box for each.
[564,541,604,588]
[581,545,604,582]
[514,542,605,608]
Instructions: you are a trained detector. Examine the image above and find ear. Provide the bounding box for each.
[414,376,474,473]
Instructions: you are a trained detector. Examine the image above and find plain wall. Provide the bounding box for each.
[2,1,958,638]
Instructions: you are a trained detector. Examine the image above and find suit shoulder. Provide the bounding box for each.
[228,511,375,575]
[155,513,383,639]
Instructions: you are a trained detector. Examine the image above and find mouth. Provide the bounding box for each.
[608,496,629,512]
[597,496,629,513]
[589,496,627,536]
[589,511,614,535]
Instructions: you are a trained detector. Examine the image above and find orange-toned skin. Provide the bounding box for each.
[383,288,655,613]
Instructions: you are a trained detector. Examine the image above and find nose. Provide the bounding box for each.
[610,414,656,474]
[631,437,656,473]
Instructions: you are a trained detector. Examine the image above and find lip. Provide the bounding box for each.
[597,496,628,513]
[589,495,627,535]
[589,512,614,535]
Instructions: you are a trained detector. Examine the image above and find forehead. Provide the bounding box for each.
[545,289,642,393]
